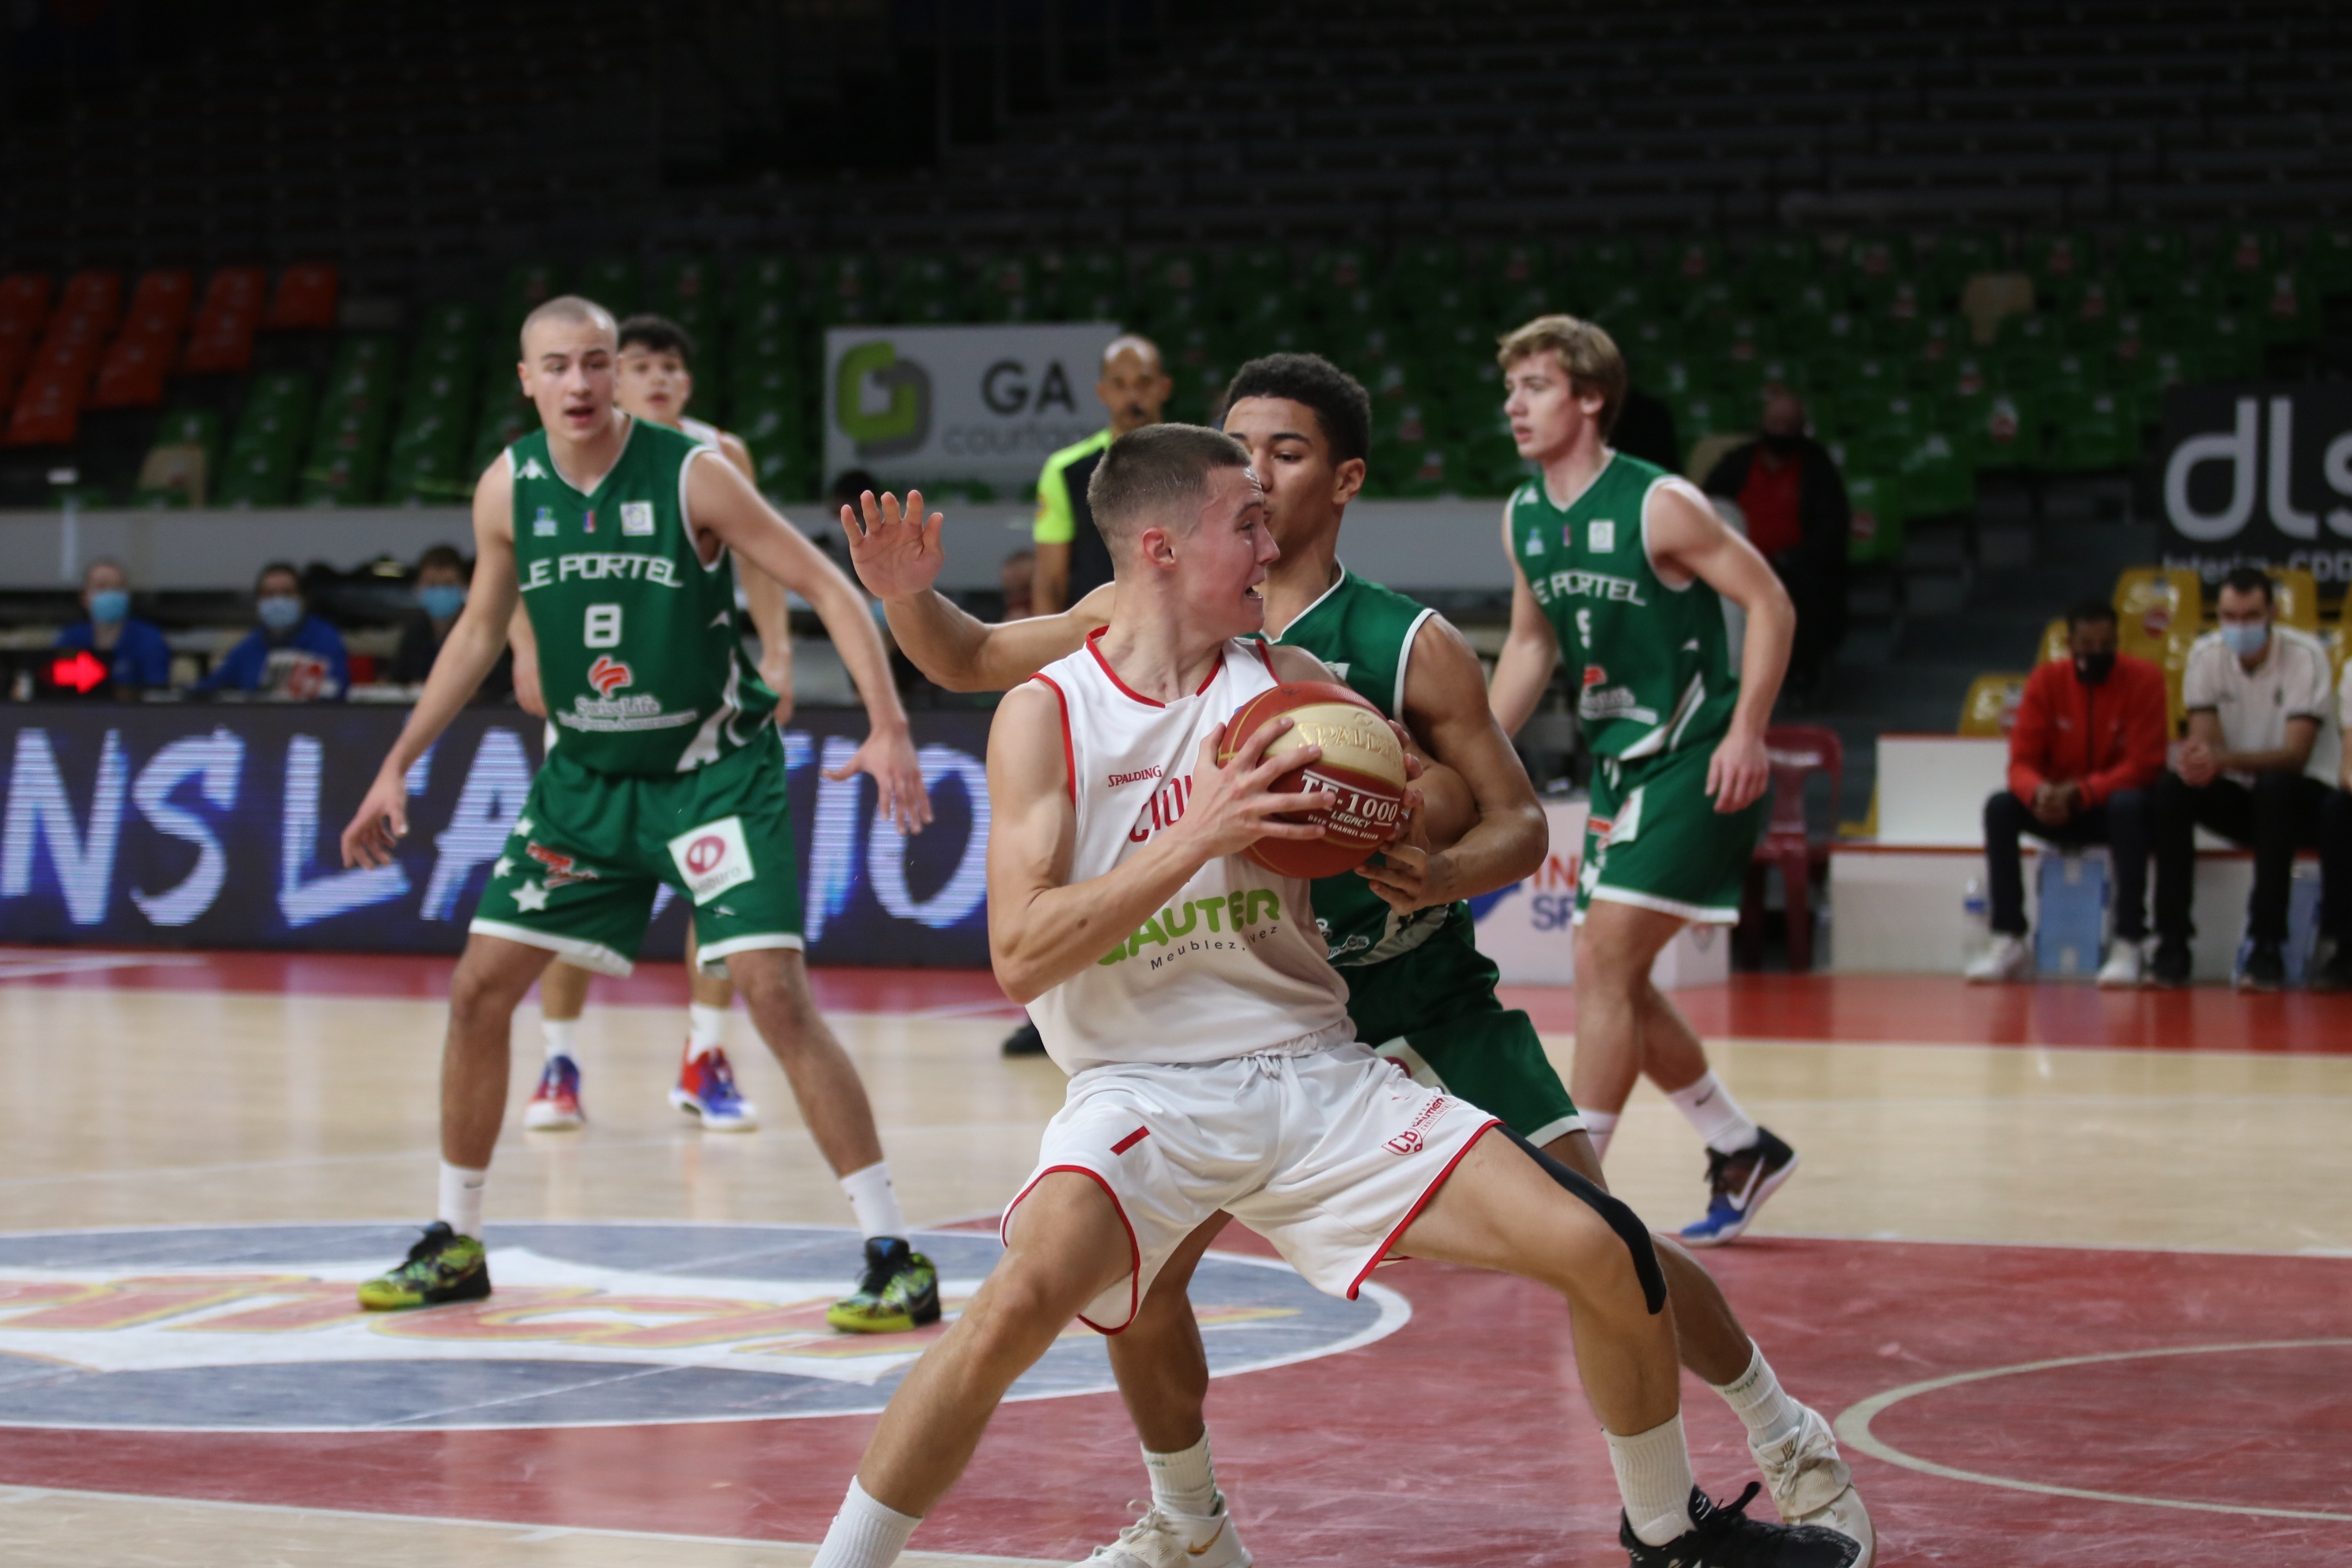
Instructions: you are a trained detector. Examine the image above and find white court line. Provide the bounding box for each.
[0,1482,1057,1565]
[0,952,209,982]
[1834,1339,2352,1522]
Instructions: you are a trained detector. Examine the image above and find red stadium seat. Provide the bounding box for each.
[0,273,49,403]
[1738,726,1845,973]
[266,264,338,330]
[4,368,85,447]
[88,269,196,409]
[55,270,123,335]
[183,266,268,374]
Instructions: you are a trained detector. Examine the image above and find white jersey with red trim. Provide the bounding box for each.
[1027,631,1353,1074]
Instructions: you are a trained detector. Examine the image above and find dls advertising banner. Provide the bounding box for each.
[0,705,992,966]
[825,322,1121,486]
[2158,384,2352,586]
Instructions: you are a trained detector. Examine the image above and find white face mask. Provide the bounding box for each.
[2218,620,2268,659]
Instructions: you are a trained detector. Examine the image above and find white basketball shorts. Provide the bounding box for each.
[1000,1041,1501,1332]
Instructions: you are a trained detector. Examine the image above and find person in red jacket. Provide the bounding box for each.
[1966,598,2169,986]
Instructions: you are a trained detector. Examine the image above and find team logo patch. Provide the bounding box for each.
[1525,530,1544,556]
[524,842,599,888]
[533,504,558,537]
[668,815,756,905]
[0,1223,1405,1431]
[620,501,655,537]
[587,656,632,695]
[1589,518,1616,553]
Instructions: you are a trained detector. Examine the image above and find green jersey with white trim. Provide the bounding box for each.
[1509,450,1740,760]
[1268,566,1454,969]
[510,418,776,776]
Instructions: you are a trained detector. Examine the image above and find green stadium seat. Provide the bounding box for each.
[969,254,1045,322]
[1920,232,2001,309]
[2044,386,2139,473]
[499,263,566,334]
[1053,250,1127,321]
[1666,236,1728,292]
[577,258,639,316]
[654,258,719,318]
[2027,232,2098,304]
[218,374,313,507]
[1971,390,2045,472]
[812,254,882,326]
[1841,470,1907,565]
[1741,235,1818,301]
[1483,242,1552,316]
[2309,228,2352,302]
[1902,427,1975,518]
[2213,227,2283,303]
[2256,270,2316,345]
[1845,233,1911,303]
[2116,228,2187,307]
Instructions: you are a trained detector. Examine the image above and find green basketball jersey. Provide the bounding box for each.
[1267,565,1455,969]
[510,418,776,776]
[1508,451,1739,759]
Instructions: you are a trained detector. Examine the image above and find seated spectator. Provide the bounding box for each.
[388,544,511,699]
[198,562,349,701]
[1966,599,2166,986]
[54,558,172,689]
[2151,566,2350,989]
[1702,390,1849,702]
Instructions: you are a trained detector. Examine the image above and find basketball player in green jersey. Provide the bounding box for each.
[1489,315,1804,1252]
[340,296,942,1333]
[510,314,799,1134]
[843,354,1871,1565]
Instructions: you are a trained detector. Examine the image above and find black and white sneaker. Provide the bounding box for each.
[1001,1020,1046,1057]
[1679,1129,1800,1248]
[2237,939,2286,993]
[1622,1483,1860,1567]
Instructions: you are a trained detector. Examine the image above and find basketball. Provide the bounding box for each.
[1216,680,1410,879]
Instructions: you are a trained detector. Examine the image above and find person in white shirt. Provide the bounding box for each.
[2325,665,2352,991]
[804,426,1857,1568]
[2151,566,2346,989]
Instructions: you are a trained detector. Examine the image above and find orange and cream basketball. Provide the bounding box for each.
[1218,680,1409,879]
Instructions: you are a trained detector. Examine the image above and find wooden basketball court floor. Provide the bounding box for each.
[1,947,2346,1566]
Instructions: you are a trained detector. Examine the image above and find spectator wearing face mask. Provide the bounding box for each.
[55,558,172,688]
[389,544,511,699]
[198,561,349,700]
[2151,565,2350,990]
[1702,389,1849,702]
[1966,599,2167,986]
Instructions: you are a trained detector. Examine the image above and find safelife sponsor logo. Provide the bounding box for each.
[826,324,1123,485]
[0,1223,1407,1430]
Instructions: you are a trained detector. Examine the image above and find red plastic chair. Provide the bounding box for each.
[1739,725,1844,972]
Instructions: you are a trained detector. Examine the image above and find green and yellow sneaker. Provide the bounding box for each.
[825,1237,940,1333]
[356,1222,491,1311]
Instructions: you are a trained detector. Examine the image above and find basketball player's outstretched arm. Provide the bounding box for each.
[714,432,794,720]
[1489,501,1564,739]
[685,455,929,831]
[1359,612,1548,914]
[1645,484,1796,814]
[842,490,1114,692]
[341,458,526,867]
[986,684,1333,1004]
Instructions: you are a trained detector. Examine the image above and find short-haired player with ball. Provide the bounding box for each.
[805,425,1856,1568]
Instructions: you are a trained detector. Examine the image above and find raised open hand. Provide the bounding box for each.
[841,489,946,601]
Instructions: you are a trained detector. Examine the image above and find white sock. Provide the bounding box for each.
[1711,1345,1806,1451]
[687,1002,728,1059]
[1143,1431,1222,1522]
[542,1018,576,1061]
[1665,1070,1760,1155]
[1605,1414,1698,1547]
[1582,1109,1619,1161]
[438,1160,488,1238]
[811,1477,921,1568]
[839,1161,906,1240]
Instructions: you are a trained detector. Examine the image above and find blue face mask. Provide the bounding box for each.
[417,584,468,620]
[258,595,304,631]
[88,590,129,625]
[2219,620,2269,660]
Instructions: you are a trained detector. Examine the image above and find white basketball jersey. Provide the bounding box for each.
[1027,631,1353,1074]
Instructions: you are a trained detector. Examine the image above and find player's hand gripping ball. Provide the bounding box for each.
[1217,681,1409,879]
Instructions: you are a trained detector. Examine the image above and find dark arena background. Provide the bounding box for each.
[0,3,2346,1565]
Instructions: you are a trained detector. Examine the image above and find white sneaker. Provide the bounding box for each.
[1755,1406,1875,1567]
[1071,1498,1251,1568]
[2095,938,2147,989]
[1962,933,2031,983]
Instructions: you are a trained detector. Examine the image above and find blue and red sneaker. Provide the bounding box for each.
[671,1044,759,1132]
[525,1053,585,1130]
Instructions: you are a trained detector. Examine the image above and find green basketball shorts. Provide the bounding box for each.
[1339,907,1584,1148]
[1577,741,1764,927]
[469,730,803,977]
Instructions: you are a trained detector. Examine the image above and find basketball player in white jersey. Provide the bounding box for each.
[808,426,1855,1568]
[507,313,837,1134]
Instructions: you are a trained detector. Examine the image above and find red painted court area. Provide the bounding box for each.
[0,1237,2343,1566]
[13,947,2352,1055]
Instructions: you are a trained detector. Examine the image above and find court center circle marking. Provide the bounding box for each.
[1834,1338,2352,1523]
